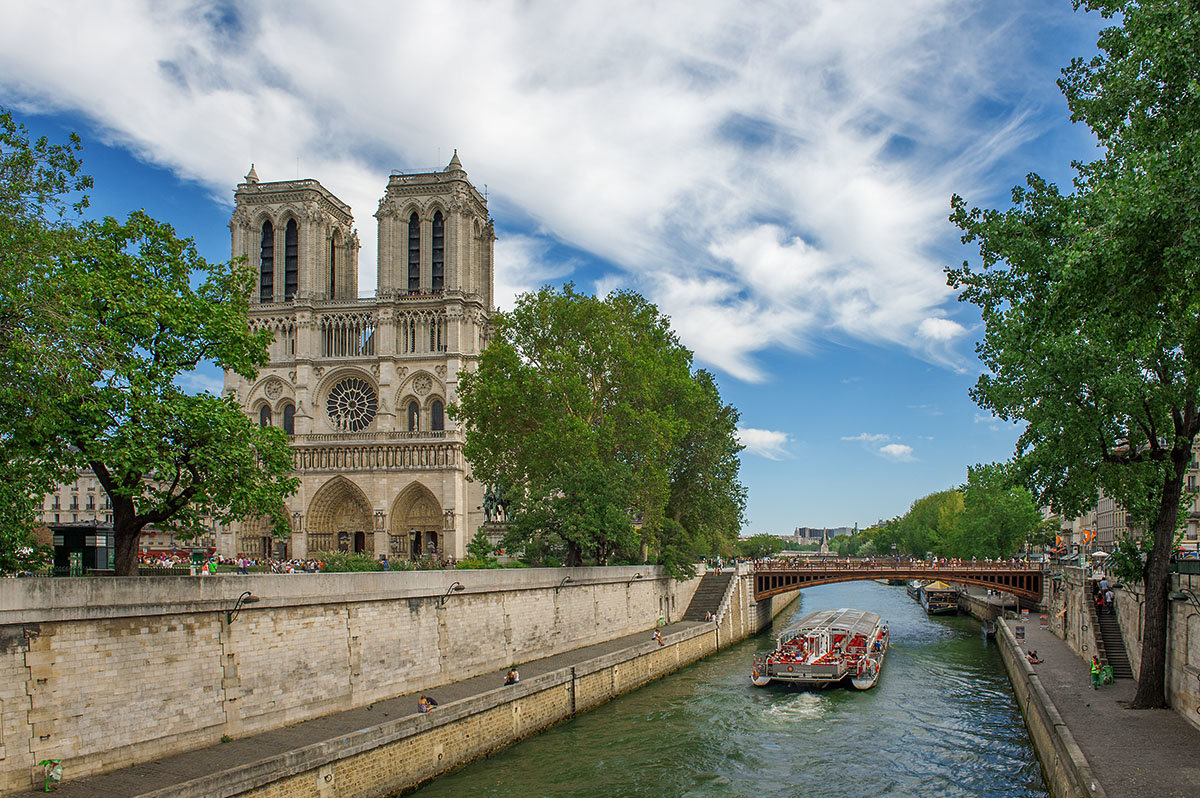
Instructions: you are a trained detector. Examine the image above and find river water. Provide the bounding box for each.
[411,580,1047,797]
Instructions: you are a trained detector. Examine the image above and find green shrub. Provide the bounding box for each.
[310,551,382,572]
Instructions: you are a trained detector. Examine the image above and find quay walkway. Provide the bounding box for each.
[38,620,703,797]
[1014,621,1200,797]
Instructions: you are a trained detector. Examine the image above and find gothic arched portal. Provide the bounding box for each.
[389,483,443,560]
[308,476,374,554]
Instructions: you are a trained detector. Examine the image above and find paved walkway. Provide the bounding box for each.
[37,621,704,796]
[1016,621,1200,797]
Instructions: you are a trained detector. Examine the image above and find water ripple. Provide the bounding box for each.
[411,581,1047,798]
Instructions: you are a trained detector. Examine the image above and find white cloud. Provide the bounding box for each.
[175,369,224,396]
[841,432,890,443]
[918,317,967,342]
[493,233,576,311]
[879,443,915,461]
[0,1,1079,382]
[736,427,790,460]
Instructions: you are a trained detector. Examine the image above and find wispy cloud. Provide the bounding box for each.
[842,432,890,443]
[0,1,1081,383]
[737,427,790,460]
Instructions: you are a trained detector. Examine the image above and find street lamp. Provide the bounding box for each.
[556,576,573,594]
[628,572,643,585]
[226,591,260,625]
[440,581,466,606]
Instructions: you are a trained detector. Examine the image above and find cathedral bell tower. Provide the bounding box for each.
[221,154,495,564]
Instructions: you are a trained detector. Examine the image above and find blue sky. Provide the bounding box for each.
[0,1,1106,533]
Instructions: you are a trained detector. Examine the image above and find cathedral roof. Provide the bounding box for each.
[444,150,464,173]
[245,163,259,184]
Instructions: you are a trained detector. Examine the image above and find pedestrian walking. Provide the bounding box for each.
[1105,588,1114,615]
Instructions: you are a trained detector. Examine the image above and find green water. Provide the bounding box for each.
[410,581,1047,797]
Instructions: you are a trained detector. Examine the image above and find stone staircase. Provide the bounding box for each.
[1096,606,1134,679]
[683,571,734,621]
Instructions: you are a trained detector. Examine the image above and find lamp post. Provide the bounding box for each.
[226,591,259,625]
[440,581,466,606]
[556,576,573,594]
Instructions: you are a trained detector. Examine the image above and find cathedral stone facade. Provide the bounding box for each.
[220,153,494,561]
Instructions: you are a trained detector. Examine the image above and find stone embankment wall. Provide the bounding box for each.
[1108,573,1200,732]
[213,565,791,798]
[995,619,1104,798]
[1041,566,1200,734]
[0,566,702,794]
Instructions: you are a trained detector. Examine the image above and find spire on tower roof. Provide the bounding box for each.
[444,149,463,172]
[245,163,259,184]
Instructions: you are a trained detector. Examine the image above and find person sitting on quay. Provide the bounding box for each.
[417,695,439,713]
[1025,649,1042,665]
[504,668,520,685]
[653,629,665,646]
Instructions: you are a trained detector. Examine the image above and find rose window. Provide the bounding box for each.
[326,377,378,432]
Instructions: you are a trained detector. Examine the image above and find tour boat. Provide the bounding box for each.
[919,580,959,615]
[751,608,889,690]
[906,580,926,601]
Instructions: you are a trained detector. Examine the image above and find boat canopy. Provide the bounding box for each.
[922,580,956,591]
[777,608,881,642]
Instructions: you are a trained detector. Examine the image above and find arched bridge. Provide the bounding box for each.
[753,559,1044,602]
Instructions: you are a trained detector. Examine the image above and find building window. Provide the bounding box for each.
[284,219,299,300]
[408,401,420,432]
[408,212,420,292]
[259,405,272,427]
[326,377,379,433]
[282,403,295,436]
[432,211,444,291]
[329,231,339,300]
[260,220,274,302]
[432,400,444,431]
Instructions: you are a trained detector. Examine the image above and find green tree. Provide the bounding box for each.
[737,533,784,560]
[0,107,92,569]
[453,285,744,577]
[947,0,1200,707]
[467,528,496,561]
[955,463,1044,559]
[894,490,964,557]
[0,108,297,575]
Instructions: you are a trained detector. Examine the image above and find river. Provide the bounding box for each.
[410,580,1047,797]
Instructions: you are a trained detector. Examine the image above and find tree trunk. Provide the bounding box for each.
[1130,467,1184,709]
[111,498,144,577]
[565,540,582,568]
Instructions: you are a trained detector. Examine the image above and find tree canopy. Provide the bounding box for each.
[0,108,297,575]
[947,0,1200,708]
[453,284,745,577]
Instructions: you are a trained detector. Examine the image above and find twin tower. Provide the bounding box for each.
[221,154,495,563]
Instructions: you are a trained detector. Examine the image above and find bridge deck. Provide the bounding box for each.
[752,559,1044,602]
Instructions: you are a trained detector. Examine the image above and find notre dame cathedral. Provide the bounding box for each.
[219,153,494,561]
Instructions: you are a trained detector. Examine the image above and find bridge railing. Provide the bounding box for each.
[752,557,1043,572]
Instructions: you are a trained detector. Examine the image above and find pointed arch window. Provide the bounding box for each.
[432,211,444,291]
[259,220,274,302]
[408,401,420,432]
[408,212,420,293]
[284,219,299,300]
[431,400,444,431]
[282,403,295,436]
[329,230,339,300]
[259,405,272,427]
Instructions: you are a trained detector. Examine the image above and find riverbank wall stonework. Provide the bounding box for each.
[996,619,1102,798]
[233,570,793,798]
[1040,566,1200,734]
[0,567,702,794]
